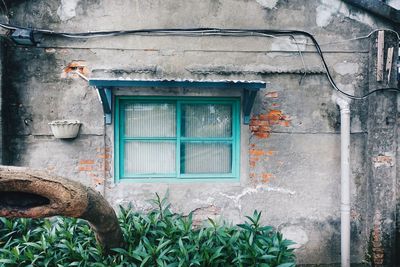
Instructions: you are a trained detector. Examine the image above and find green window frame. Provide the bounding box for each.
[115,96,240,182]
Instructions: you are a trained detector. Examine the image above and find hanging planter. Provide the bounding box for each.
[49,120,82,139]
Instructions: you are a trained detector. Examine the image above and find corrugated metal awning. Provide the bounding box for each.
[89,78,267,124]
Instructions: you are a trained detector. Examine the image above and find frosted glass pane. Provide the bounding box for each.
[181,143,232,174]
[124,142,176,174]
[182,104,232,137]
[125,103,176,137]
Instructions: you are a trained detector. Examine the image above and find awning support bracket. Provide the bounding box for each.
[97,87,112,124]
[243,89,258,124]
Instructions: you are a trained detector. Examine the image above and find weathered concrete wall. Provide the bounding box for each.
[0,39,3,164]
[366,31,399,265]
[2,0,399,264]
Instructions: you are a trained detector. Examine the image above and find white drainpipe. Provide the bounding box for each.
[333,95,351,267]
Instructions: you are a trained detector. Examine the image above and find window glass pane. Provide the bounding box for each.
[181,143,232,174]
[181,104,232,137]
[124,103,176,137]
[124,142,176,175]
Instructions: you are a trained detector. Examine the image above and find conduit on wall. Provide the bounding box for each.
[333,94,352,267]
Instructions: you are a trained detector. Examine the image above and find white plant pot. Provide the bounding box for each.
[49,120,82,139]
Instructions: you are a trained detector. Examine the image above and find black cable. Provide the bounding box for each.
[0,23,398,100]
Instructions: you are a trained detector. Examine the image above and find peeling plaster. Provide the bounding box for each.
[255,0,278,9]
[316,0,375,28]
[57,0,81,21]
[220,185,295,211]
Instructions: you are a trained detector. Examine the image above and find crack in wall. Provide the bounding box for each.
[220,185,295,211]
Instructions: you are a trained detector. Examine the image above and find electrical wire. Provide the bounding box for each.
[0,22,399,100]
[298,28,400,46]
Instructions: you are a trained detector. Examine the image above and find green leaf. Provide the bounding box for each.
[0,259,17,264]
[261,254,276,260]
[140,255,151,267]
[276,263,295,267]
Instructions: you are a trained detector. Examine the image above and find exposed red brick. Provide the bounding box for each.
[250,110,290,139]
[249,149,265,156]
[266,150,275,156]
[249,120,258,126]
[255,132,270,138]
[79,160,95,165]
[266,110,283,121]
[250,120,269,126]
[372,211,384,265]
[258,114,267,121]
[261,173,273,183]
[61,60,90,79]
[250,126,260,132]
[278,120,291,127]
[78,165,93,171]
[97,154,112,159]
[259,125,271,132]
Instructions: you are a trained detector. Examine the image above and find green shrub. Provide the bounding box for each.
[0,195,296,266]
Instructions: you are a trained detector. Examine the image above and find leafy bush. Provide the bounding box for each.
[0,195,295,266]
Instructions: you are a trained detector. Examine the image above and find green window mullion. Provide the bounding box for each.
[122,137,176,141]
[176,101,182,178]
[180,138,233,142]
[115,99,120,182]
[233,100,240,177]
[119,101,126,180]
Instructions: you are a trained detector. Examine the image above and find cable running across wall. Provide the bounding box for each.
[0,22,399,100]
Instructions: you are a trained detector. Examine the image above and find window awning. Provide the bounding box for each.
[89,78,267,124]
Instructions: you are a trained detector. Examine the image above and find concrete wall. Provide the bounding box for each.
[2,0,399,264]
[0,39,3,164]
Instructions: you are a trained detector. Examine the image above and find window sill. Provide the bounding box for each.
[116,177,240,183]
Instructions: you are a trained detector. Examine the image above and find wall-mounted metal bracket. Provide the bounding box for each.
[243,89,259,124]
[89,79,266,125]
[96,87,112,124]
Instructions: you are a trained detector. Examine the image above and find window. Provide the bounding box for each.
[115,97,240,181]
